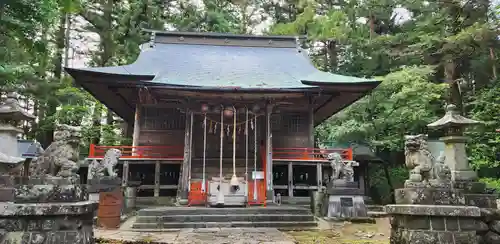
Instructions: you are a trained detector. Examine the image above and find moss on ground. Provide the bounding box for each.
[288,218,390,244]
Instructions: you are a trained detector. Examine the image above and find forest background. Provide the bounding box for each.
[1,0,499,204]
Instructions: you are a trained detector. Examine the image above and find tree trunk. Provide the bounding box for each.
[444,59,463,114]
[327,40,337,72]
[92,103,103,145]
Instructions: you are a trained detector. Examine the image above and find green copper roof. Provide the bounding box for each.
[66,32,378,90]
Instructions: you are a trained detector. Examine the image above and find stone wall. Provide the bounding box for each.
[478,208,500,243]
[0,176,97,244]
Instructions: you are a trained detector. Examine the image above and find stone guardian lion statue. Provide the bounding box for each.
[88,148,122,179]
[30,124,81,178]
[404,134,451,186]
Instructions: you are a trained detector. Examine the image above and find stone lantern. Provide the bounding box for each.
[427,104,480,182]
[0,92,35,168]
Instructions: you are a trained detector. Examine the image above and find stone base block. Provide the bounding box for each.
[453,180,486,193]
[0,175,79,186]
[385,204,480,217]
[13,184,89,203]
[387,205,481,244]
[390,229,477,244]
[327,195,367,219]
[465,193,497,208]
[327,180,359,189]
[394,187,466,205]
[87,177,121,193]
[451,170,478,182]
[2,227,94,244]
[327,187,364,195]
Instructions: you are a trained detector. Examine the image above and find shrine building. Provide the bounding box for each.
[66,31,380,206]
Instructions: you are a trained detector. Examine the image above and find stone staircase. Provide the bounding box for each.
[132,206,317,229]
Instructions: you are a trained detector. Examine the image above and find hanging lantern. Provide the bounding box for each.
[201,104,210,113]
[223,106,234,117]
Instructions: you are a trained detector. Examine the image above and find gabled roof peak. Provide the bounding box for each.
[143,29,306,48]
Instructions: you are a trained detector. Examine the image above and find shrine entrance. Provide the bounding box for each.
[187,105,268,207]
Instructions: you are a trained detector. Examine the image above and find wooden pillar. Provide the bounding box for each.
[178,109,191,204]
[308,101,315,148]
[288,162,293,197]
[188,112,193,186]
[317,163,322,190]
[122,160,129,187]
[125,122,133,138]
[154,160,160,197]
[132,103,141,156]
[265,104,273,200]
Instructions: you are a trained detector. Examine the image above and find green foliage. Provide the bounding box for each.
[467,81,500,177]
[480,178,500,193]
[368,164,408,204]
[317,66,448,151]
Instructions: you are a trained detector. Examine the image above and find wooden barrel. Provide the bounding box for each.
[97,188,123,229]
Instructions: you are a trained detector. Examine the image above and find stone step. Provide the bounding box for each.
[137,207,311,217]
[136,214,314,223]
[132,221,317,229]
[367,205,384,212]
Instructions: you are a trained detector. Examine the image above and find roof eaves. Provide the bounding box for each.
[143,29,307,42]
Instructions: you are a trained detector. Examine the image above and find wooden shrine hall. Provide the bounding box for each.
[66,31,380,206]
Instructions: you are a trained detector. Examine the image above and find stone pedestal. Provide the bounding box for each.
[386,204,480,243]
[326,180,367,219]
[387,187,485,244]
[87,176,122,203]
[0,175,97,244]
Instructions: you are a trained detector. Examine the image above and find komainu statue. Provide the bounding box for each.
[328,152,343,181]
[29,124,81,178]
[327,152,358,182]
[88,148,122,179]
[404,134,451,186]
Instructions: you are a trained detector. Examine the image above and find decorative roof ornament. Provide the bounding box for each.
[149,31,156,48]
[427,104,481,137]
[0,92,35,122]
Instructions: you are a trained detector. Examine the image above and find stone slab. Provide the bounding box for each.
[0,214,94,231]
[0,176,80,186]
[3,227,94,244]
[452,180,486,193]
[0,201,98,216]
[326,187,364,195]
[391,229,477,244]
[87,177,122,193]
[465,193,497,209]
[13,184,89,203]
[95,228,296,244]
[394,187,466,205]
[175,227,295,244]
[327,195,367,218]
[385,204,480,217]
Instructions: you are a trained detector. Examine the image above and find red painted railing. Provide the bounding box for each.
[88,144,184,159]
[272,147,353,161]
[89,145,352,161]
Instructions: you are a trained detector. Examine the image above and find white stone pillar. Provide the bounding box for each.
[442,136,478,181]
[265,104,273,200]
